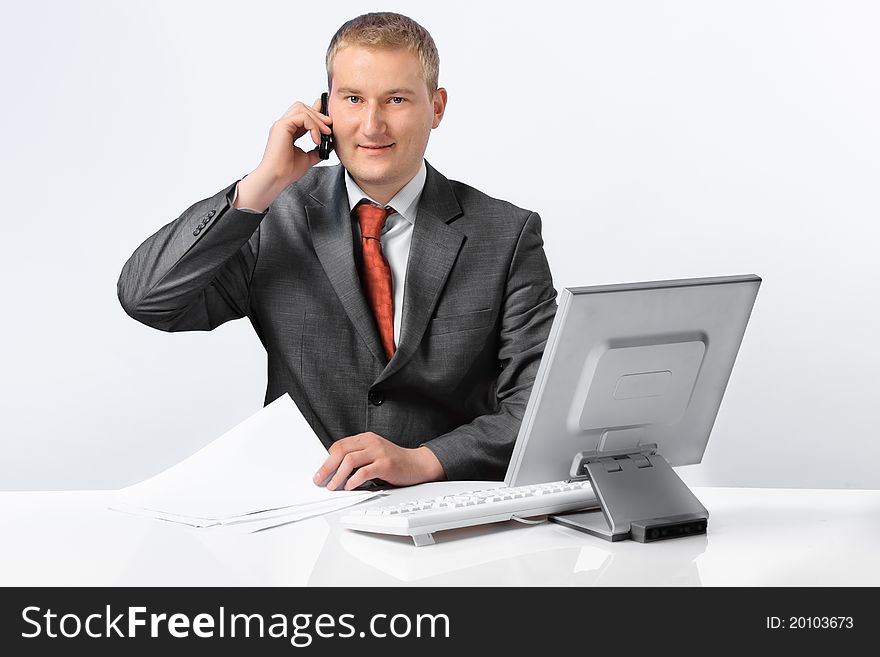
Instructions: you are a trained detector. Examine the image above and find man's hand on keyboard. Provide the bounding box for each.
[313,432,447,491]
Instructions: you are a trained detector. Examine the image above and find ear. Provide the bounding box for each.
[431,88,448,129]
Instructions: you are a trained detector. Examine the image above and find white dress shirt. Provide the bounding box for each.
[232,160,427,346]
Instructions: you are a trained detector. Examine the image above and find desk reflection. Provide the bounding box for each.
[308,516,706,586]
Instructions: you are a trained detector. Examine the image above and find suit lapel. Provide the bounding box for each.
[306,166,386,366]
[375,162,464,385]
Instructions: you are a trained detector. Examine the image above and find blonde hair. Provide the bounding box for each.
[326,12,440,95]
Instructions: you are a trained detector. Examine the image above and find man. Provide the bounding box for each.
[117,12,556,491]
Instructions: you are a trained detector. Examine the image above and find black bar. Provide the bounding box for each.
[0,587,873,655]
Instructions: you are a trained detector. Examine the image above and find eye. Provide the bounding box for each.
[390,97,405,104]
[347,96,360,104]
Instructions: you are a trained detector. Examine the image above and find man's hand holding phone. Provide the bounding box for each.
[235,97,333,212]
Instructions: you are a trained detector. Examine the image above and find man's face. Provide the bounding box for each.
[328,45,446,200]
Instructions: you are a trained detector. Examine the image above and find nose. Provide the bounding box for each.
[362,102,387,136]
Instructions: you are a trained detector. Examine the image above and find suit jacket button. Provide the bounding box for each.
[207,209,216,218]
[368,391,384,406]
[192,229,201,236]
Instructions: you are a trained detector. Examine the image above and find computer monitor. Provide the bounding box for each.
[504,274,761,542]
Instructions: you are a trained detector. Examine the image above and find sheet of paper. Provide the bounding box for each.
[109,491,385,530]
[109,502,222,527]
[217,493,387,526]
[218,494,385,534]
[110,394,371,521]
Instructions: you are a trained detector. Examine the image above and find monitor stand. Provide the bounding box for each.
[549,449,708,542]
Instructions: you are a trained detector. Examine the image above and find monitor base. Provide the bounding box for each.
[550,452,709,543]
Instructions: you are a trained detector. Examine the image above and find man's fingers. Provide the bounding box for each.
[309,118,332,145]
[333,433,372,450]
[343,464,379,491]
[314,444,349,485]
[311,96,332,122]
[313,434,377,486]
[278,102,332,143]
[288,115,329,146]
[305,113,332,135]
[325,450,373,491]
[295,99,332,125]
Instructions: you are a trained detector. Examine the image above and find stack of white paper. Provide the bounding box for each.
[110,394,383,533]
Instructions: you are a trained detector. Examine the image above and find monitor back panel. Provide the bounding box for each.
[506,275,761,487]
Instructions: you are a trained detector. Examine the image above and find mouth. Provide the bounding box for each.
[358,144,395,152]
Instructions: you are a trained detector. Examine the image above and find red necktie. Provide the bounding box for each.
[355,202,396,361]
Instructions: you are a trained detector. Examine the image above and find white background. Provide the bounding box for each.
[1,0,877,490]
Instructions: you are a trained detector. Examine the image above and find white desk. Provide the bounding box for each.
[2,484,877,586]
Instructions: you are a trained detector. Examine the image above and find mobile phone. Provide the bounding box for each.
[319,92,334,160]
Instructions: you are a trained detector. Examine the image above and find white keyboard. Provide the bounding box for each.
[340,480,598,546]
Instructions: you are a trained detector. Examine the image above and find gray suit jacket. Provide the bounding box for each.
[117,161,556,480]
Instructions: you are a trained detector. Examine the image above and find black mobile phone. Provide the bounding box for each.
[319,92,334,160]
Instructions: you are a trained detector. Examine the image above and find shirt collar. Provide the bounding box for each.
[344,159,427,226]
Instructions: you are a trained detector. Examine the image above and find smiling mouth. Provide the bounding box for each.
[359,144,395,150]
